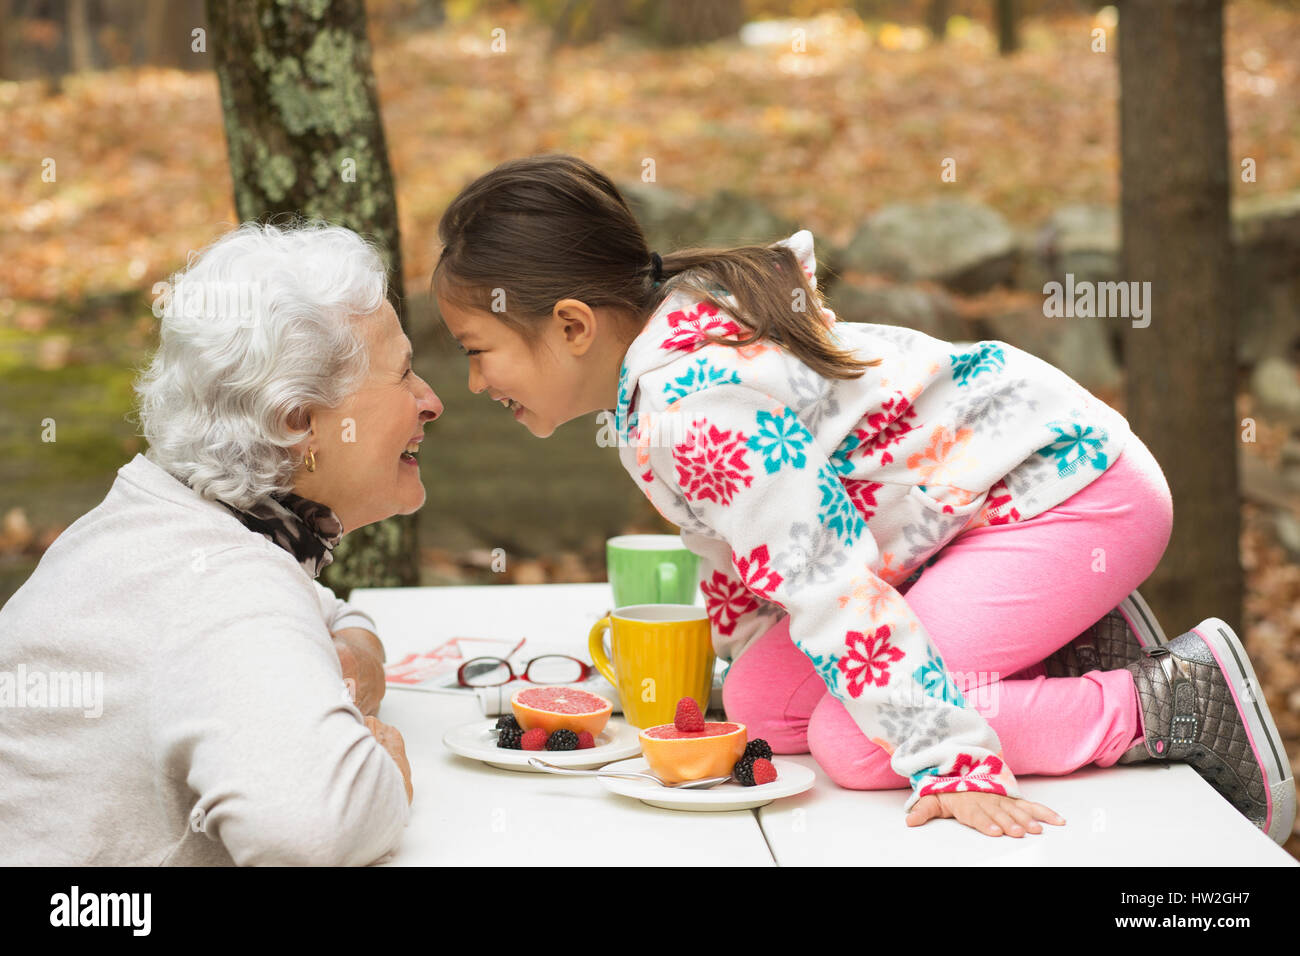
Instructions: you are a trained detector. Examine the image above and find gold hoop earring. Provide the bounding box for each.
[304,449,317,473]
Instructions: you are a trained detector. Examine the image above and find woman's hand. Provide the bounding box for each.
[364,716,413,803]
[332,628,386,717]
[906,791,1065,837]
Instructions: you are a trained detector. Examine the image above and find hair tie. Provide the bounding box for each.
[649,251,664,285]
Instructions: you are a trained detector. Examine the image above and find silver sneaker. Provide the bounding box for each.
[1043,589,1167,678]
[1121,617,1296,845]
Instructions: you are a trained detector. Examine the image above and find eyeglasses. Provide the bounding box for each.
[456,654,594,688]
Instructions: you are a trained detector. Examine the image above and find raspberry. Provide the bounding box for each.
[520,728,549,751]
[751,758,777,785]
[576,731,596,750]
[674,697,705,733]
[743,738,773,761]
[546,729,579,751]
[495,714,521,732]
[733,754,757,786]
[496,726,523,750]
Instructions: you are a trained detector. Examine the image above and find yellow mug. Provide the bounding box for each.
[588,604,714,729]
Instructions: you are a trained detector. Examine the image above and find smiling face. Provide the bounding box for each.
[435,294,623,439]
[291,301,443,532]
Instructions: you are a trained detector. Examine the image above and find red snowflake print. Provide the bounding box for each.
[673,420,754,506]
[700,571,759,636]
[842,479,883,521]
[660,302,744,353]
[851,393,919,464]
[733,545,783,599]
[837,625,906,698]
[979,477,1021,526]
[919,753,1009,796]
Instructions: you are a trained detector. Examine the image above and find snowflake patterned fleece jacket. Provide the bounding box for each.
[609,230,1134,811]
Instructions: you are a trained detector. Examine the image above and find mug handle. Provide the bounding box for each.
[656,561,679,602]
[588,615,617,686]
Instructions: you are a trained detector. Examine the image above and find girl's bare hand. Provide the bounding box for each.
[905,791,1065,837]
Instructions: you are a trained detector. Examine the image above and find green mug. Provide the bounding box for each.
[606,535,700,607]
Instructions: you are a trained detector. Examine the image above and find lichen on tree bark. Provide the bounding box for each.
[207,0,418,597]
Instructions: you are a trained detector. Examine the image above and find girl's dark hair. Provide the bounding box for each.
[432,154,880,380]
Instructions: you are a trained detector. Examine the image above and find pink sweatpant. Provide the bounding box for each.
[720,433,1175,791]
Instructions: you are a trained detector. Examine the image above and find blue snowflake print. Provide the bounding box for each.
[909,766,942,790]
[802,647,845,700]
[662,357,741,403]
[912,646,967,709]
[949,342,1006,387]
[1035,419,1109,477]
[816,465,865,546]
[746,408,812,474]
[614,364,632,438]
[829,431,861,476]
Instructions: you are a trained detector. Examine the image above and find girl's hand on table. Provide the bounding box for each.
[905,791,1065,837]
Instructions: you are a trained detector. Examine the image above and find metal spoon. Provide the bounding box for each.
[526,757,732,789]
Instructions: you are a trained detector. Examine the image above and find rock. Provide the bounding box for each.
[620,182,796,255]
[1017,204,1119,292]
[1250,358,1300,425]
[827,277,979,343]
[981,307,1122,393]
[1233,189,1300,251]
[840,199,1018,294]
[1273,511,1300,564]
[1233,192,1300,368]
[1281,438,1300,493]
[510,559,547,585]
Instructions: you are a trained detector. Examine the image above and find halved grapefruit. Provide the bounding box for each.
[511,687,612,737]
[639,721,748,784]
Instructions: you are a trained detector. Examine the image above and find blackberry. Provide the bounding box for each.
[495,714,520,732]
[743,738,773,762]
[733,754,758,786]
[546,729,580,751]
[496,726,523,750]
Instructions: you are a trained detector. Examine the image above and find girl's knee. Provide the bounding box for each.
[721,651,816,755]
[806,699,908,791]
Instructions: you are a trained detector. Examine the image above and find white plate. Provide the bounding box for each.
[442,717,642,772]
[597,756,815,811]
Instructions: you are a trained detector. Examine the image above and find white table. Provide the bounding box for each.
[349,584,1297,867]
[352,583,770,866]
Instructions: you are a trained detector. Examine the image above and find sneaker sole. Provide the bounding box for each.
[1117,589,1167,650]
[1191,617,1296,845]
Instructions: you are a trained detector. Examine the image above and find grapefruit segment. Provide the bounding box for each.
[511,687,612,737]
[639,720,748,784]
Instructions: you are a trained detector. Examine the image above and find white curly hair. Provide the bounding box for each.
[132,220,390,510]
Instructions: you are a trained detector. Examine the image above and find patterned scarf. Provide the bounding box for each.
[218,491,344,579]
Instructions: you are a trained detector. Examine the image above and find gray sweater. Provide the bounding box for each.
[0,454,410,865]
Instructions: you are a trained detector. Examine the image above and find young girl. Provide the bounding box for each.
[431,154,1294,843]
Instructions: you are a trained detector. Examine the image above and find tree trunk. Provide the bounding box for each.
[647,0,743,47]
[996,0,1019,55]
[927,0,950,42]
[0,0,11,80]
[67,0,93,72]
[145,0,189,68]
[1119,0,1241,633]
[205,0,418,598]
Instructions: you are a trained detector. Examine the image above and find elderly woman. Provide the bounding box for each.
[0,221,441,865]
